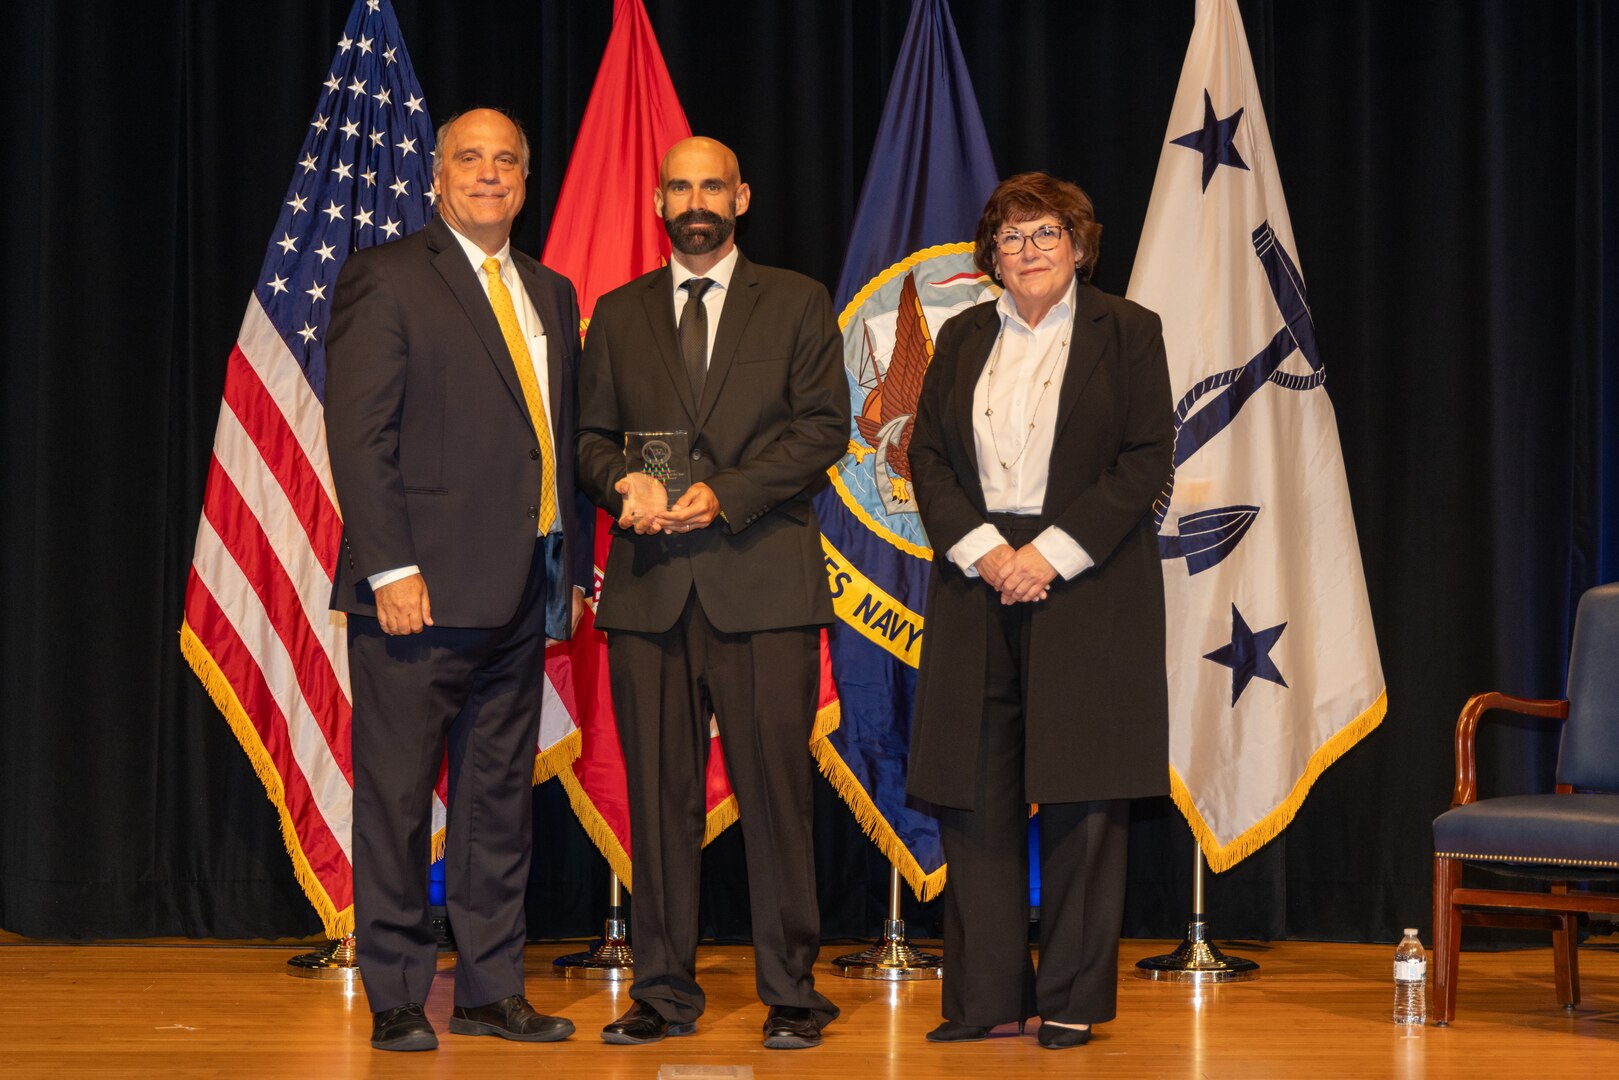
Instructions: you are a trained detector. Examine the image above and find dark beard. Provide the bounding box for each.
[665,207,735,256]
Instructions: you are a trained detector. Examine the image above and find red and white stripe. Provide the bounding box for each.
[184,296,446,932]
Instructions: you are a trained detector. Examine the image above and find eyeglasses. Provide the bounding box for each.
[995,224,1070,255]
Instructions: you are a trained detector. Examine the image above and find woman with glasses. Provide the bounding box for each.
[906,172,1173,1049]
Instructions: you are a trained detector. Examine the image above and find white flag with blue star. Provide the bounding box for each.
[1127,0,1386,871]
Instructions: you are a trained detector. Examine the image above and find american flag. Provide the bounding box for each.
[179,0,440,938]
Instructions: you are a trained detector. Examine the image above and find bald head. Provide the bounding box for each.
[659,136,740,188]
[655,136,751,273]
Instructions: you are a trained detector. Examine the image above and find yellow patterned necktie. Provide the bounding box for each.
[482,256,557,533]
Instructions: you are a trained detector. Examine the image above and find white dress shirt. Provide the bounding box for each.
[669,246,739,363]
[368,226,557,591]
[945,279,1094,581]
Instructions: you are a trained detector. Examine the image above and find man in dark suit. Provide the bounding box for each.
[577,137,849,1050]
[326,108,591,1052]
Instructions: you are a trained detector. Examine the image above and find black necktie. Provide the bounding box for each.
[679,277,714,400]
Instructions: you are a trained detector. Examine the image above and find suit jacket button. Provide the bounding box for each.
[691,448,703,460]
[530,447,542,460]
[527,506,539,519]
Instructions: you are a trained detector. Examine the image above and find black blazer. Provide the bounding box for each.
[906,283,1174,807]
[325,215,592,627]
[576,254,850,635]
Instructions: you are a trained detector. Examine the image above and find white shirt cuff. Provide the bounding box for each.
[367,565,421,591]
[1031,527,1093,580]
[946,524,1010,578]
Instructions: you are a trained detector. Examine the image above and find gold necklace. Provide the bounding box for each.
[982,312,1072,470]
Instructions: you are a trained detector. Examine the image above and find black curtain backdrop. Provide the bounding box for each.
[2,0,1614,945]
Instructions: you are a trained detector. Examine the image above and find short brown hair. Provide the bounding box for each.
[973,172,1102,282]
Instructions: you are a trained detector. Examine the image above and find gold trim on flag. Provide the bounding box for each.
[808,696,948,902]
[180,619,353,939]
[1171,688,1388,873]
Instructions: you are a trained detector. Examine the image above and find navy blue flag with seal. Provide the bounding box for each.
[810,0,998,901]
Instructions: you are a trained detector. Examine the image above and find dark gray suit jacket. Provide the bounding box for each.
[325,215,592,628]
[906,283,1174,807]
[576,254,850,634]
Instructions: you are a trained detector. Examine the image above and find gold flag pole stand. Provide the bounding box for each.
[554,870,633,979]
[287,935,360,982]
[1135,846,1258,982]
[832,867,941,980]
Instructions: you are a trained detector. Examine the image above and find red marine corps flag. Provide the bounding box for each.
[542,0,758,884]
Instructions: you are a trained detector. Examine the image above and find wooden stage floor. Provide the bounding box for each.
[1,937,1615,1078]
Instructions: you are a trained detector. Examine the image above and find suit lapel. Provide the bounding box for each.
[954,304,1001,481]
[427,218,530,429]
[695,253,758,431]
[1052,282,1110,439]
[639,267,698,421]
[513,254,564,433]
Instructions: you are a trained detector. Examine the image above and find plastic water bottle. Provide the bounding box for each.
[1393,928,1427,1025]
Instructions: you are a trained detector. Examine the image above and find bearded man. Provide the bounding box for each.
[576,136,849,1050]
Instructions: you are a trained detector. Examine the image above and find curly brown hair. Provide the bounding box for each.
[973,172,1102,282]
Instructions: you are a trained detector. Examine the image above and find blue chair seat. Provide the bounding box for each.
[1433,793,1619,870]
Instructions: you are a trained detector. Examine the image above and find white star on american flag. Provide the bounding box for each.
[299,154,318,173]
[314,241,337,263]
[367,0,381,12]
[404,94,424,115]
[266,274,289,295]
[305,281,328,303]
[323,200,346,222]
[380,217,402,239]
[356,35,373,55]
[354,206,374,228]
[337,34,353,52]
[297,322,319,344]
[324,73,341,94]
[348,77,366,97]
[373,87,392,107]
[276,233,299,254]
[332,160,354,181]
[311,114,329,133]
[396,135,417,156]
[389,177,410,197]
[384,45,397,65]
[340,119,359,140]
[286,193,308,214]
[370,128,386,148]
[361,169,377,186]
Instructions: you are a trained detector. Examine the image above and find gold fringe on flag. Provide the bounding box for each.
[533,727,581,785]
[1172,688,1388,873]
[179,621,353,939]
[556,766,634,887]
[808,699,948,903]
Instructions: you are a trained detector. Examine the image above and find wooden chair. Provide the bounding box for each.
[1431,581,1619,1025]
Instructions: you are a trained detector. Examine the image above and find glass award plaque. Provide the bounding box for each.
[625,430,690,504]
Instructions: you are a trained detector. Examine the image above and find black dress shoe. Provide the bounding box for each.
[371,1002,438,1052]
[925,1019,993,1042]
[448,995,574,1042]
[1036,1022,1092,1049]
[762,1005,822,1049]
[601,1000,697,1045]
